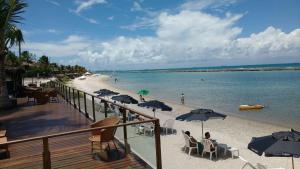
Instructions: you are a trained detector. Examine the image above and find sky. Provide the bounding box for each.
[17,0,300,70]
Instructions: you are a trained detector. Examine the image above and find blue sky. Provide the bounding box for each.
[18,0,300,70]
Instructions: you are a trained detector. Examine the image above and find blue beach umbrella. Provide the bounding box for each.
[94,89,119,97]
[138,100,172,117]
[248,129,300,169]
[111,95,138,104]
[176,108,226,138]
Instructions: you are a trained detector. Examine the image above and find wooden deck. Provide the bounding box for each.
[0,97,150,169]
[0,97,90,140]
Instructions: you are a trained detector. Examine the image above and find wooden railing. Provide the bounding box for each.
[0,80,162,169]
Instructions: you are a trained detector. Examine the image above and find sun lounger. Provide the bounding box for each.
[239,156,285,169]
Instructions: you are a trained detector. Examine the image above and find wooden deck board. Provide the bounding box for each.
[0,97,149,169]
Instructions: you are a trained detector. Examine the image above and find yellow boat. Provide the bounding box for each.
[239,104,264,110]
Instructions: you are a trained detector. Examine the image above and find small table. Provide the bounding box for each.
[217,143,228,156]
[228,147,239,158]
[0,137,10,158]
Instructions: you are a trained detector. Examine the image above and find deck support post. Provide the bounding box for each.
[43,138,51,169]
[84,93,88,118]
[92,96,96,122]
[121,108,130,154]
[154,119,162,169]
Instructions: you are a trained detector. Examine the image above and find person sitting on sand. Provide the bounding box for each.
[204,132,215,151]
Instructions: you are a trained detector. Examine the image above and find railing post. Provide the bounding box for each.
[121,108,130,154]
[43,138,51,169]
[92,96,96,122]
[84,93,88,118]
[59,83,61,94]
[104,101,108,118]
[65,86,68,102]
[154,119,162,169]
[61,85,63,98]
[61,83,63,95]
[72,88,76,108]
[68,87,71,103]
[77,90,81,112]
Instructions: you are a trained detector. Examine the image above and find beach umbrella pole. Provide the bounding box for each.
[201,121,204,139]
[292,156,294,169]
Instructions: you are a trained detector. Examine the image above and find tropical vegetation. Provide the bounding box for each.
[0,0,87,108]
[0,0,27,107]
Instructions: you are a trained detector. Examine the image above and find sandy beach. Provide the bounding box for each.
[69,74,299,169]
[23,77,56,87]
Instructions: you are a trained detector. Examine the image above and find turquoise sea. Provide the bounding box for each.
[97,63,300,130]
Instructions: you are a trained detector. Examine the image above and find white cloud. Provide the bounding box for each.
[47,29,60,34]
[86,18,99,24]
[107,16,114,21]
[180,0,239,11]
[120,17,158,31]
[23,35,92,57]
[74,0,106,14]
[24,10,300,69]
[131,1,143,12]
[46,0,60,6]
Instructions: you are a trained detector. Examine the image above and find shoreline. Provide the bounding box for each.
[69,75,297,169]
[106,76,296,131]
[106,75,298,130]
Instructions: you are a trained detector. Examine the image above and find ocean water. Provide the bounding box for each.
[98,66,300,130]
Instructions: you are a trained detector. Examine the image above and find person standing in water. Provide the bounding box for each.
[114,77,118,83]
[181,93,185,105]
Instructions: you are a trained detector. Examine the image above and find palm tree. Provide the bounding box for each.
[14,28,24,57]
[0,0,27,108]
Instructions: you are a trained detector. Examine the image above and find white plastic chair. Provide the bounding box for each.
[202,139,217,160]
[163,119,175,135]
[182,130,199,158]
[143,123,154,136]
[114,107,123,119]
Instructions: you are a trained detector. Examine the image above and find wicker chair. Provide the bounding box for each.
[24,90,36,104]
[88,116,121,153]
[34,91,49,105]
[47,90,59,103]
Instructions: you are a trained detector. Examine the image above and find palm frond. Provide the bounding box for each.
[0,0,27,29]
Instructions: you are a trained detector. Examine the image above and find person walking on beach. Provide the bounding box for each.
[181,93,185,105]
[114,78,118,83]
